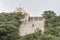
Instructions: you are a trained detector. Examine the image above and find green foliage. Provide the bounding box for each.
[0,12,24,40]
[19,30,60,40]
[42,11,56,19]
[42,11,60,37]
[19,30,42,40]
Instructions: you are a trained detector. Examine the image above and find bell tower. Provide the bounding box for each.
[14,4,29,22]
[15,4,25,15]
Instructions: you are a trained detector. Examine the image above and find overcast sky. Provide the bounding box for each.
[0,0,60,16]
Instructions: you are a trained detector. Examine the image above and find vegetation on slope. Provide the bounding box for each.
[0,12,24,40]
[0,10,60,40]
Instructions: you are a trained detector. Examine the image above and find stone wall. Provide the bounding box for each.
[19,18,45,36]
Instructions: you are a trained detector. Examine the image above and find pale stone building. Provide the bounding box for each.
[14,6,45,36]
[20,17,45,36]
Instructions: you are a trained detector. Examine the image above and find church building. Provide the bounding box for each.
[14,6,45,36]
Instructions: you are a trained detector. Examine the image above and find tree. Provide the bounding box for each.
[0,12,24,40]
[42,10,56,19]
[42,10,60,37]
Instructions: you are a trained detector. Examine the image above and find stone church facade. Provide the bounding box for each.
[14,6,45,36]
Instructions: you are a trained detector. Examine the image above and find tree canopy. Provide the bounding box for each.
[0,12,24,40]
